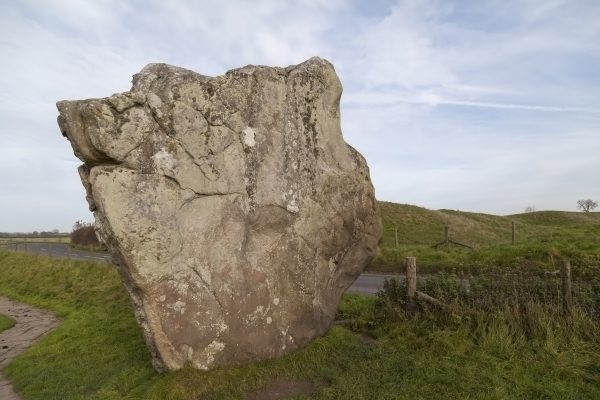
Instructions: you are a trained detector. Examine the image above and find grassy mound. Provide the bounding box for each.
[511,210,600,226]
[373,202,600,274]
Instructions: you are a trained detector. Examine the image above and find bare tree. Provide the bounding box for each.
[72,220,92,231]
[577,199,598,212]
[524,206,536,213]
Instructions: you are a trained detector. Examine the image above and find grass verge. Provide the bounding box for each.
[0,312,15,333]
[1,250,599,399]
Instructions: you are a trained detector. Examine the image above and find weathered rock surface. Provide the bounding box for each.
[57,57,382,371]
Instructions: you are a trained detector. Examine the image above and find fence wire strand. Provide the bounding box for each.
[381,269,600,318]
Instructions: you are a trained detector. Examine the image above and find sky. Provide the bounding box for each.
[1,0,599,232]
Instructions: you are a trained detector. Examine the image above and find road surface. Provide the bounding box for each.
[347,273,403,295]
[1,242,111,263]
[1,243,397,295]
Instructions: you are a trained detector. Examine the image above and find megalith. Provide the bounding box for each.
[57,57,382,371]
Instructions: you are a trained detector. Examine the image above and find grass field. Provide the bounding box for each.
[372,202,600,275]
[1,247,599,399]
[0,202,598,399]
[0,312,15,333]
[0,236,70,244]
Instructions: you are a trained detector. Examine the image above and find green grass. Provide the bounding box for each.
[372,202,600,274]
[0,236,70,244]
[0,312,15,333]
[512,210,600,226]
[1,250,599,399]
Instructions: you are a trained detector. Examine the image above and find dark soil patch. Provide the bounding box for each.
[246,379,318,400]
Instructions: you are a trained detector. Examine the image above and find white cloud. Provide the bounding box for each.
[346,0,600,108]
[353,0,456,89]
[0,0,599,231]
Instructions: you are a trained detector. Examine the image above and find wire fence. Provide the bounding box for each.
[380,257,600,318]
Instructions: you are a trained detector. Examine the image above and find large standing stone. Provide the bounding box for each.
[57,57,382,371]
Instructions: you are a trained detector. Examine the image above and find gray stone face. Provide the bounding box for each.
[57,57,382,371]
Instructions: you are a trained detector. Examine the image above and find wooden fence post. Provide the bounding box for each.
[561,260,572,316]
[406,257,417,312]
[511,221,515,245]
[394,226,399,248]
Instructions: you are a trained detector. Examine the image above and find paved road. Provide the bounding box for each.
[2,243,396,294]
[1,242,111,262]
[346,273,403,295]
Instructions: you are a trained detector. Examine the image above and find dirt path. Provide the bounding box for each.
[0,297,60,400]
